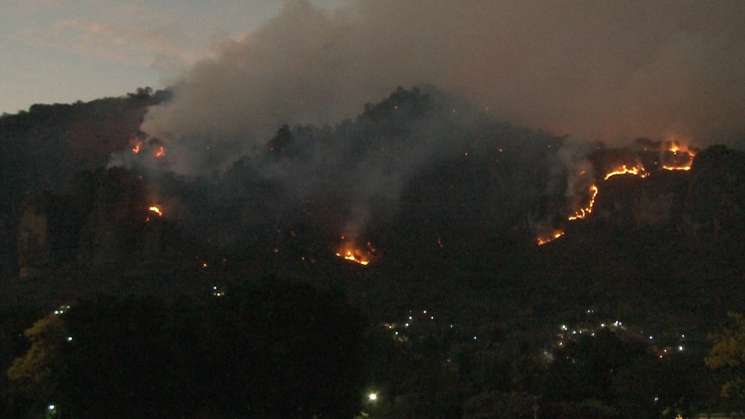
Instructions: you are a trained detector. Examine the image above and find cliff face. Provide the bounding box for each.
[16,201,49,279]
[78,169,147,269]
[683,146,745,244]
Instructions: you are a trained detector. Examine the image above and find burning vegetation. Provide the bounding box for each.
[335,237,375,266]
[146,205,163,222]
[537,139,700,246]
[130,138,143,155]
[335,248,371,266]
[127,137,167,161]
[567,185,599,222]
[154,145,167,159]
[661,141,697,171]
[536,229,565,246]
[603,163,649,181]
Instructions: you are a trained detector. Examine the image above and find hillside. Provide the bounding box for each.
[1,86,744,418]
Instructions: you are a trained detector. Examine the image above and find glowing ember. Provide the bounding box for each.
[335,244,371,266]
[604,164,648,181]
[148,206,163,217]
[131,142,142,155]
[568,185,599,221]
[154,145,166,159]
[537,230,565,246]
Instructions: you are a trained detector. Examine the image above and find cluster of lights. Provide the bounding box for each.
[52,304,71,316]
[211,285,225,298]
[382,309,475,345]
[556,314,690,362]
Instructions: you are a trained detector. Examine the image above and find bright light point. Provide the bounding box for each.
[649,336,654,340]
[48,404,56,411]
[473,336,478,341]
[678,345,684,352]
[368,392,378,402]
[67,336,72,342]
[560,324,568,331]
[600,323,606,328]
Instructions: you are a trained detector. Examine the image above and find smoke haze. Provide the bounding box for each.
[141,0,745,174]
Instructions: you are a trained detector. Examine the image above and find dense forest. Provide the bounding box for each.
[1,86,744,418]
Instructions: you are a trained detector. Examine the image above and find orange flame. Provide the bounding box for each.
[604,164,649,181]
[154,145,166,159]
[661,141,696,172]
[568,185,599,221]
[148,206,163,217]
[131,142,142,155]
[335,240,372,266]
[661,164,692,171]
[537,230,565,246]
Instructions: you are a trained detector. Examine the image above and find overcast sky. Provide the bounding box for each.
[0,0,343,114]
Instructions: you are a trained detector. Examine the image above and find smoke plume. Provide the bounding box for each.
[140,0,745,175]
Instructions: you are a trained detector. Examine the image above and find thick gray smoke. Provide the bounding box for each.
[141,0,745,175]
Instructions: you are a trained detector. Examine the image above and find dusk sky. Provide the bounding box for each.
[0,0,342,114]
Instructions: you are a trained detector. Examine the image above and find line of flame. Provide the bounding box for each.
[568,185,599,221]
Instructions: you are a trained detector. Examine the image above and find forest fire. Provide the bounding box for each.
[537,230,565,246]
[130,141,143,155]
[335,247,371,266]
[568,185,599,221]
[604,164,648,181]
[154,145,167,159]
[661,141,696,171]
[148,206,163,217]
[335,239,373,266]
